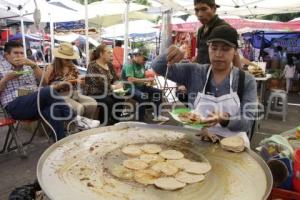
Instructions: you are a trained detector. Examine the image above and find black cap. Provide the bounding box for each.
[132,48,148,61]
[194,0,220,8]
[207,25,238,47]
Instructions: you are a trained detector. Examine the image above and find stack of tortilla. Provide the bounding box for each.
[220,136,245,153]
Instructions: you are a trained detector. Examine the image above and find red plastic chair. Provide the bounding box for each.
[0,112,27,157]
[0,103,50,157]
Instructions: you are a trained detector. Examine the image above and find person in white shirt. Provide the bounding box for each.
[283,57,296,94]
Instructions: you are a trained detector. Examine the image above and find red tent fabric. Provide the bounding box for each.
[170,18,300,32]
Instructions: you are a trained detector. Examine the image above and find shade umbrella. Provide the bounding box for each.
[88,0,150,64]
[0,0,84,22]
[88,0,148,27]
[89,11,155,28]
[102,20,158,39]
[0,0,84,58]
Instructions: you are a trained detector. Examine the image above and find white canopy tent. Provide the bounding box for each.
[0,0,84,57]
[89,11,156,28]
[87,0,153,64]
[158,17,185,24]
[0,4,32,21]
[150,0,300,17]
[102,20,158,40]
[87,0,150,27]
[0,0,84,22]
[54,32,99,47]
[291,17,300,22]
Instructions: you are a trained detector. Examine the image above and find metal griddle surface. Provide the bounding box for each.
[37,122,272,200]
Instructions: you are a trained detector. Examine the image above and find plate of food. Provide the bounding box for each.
[113,88,129,96]
[15,70,32,75]
[170,108,204,129]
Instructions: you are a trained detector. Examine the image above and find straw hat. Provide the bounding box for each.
[53,43,79,60]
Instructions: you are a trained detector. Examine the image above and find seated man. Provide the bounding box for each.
[121,48,169,122]
[0,41,99,141]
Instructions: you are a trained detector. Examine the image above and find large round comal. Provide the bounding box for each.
[37,122,272,200]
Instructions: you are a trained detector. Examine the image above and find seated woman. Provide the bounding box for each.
[85,44,124,125]
[44,43,99,129]
[152,26,257,143]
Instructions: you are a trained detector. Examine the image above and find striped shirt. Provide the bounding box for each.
[0,57,38,107]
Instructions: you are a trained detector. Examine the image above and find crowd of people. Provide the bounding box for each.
[0,39,170,141]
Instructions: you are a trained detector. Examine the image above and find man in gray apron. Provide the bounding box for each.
[152,26,257,146]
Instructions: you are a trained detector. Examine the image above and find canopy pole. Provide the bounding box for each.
[20,9,27,57]
[123,0,130,64]
[85,0,89,67]
[159,10,172,54]
[50,12,54,62]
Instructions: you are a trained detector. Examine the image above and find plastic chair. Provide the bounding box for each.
[6,119,50,151]
[265,89,288,122]
[0,105,26,157]
[0,103,50,157]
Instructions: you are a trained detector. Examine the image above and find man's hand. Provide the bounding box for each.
[4,71,21,82]
[14,58,37,69]
[167,45,184,65]
[202,112,230,127]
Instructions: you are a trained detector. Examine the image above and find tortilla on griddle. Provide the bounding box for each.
[154,177,186,190]
[122,145,142,157]
[141,144,162,154]
[134,169,161,185]
[159,150,184,160]
[220,136,245,153]
[111,165,134,180]
[123,159,148,170]
[183,162,211,174]
[151,161,179,176]
[175,171,205,184]
[139,154,164,164]
[166,158,191,169]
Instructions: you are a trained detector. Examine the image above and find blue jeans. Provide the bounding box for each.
[5,87,75,140]
[131,85,162,121]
